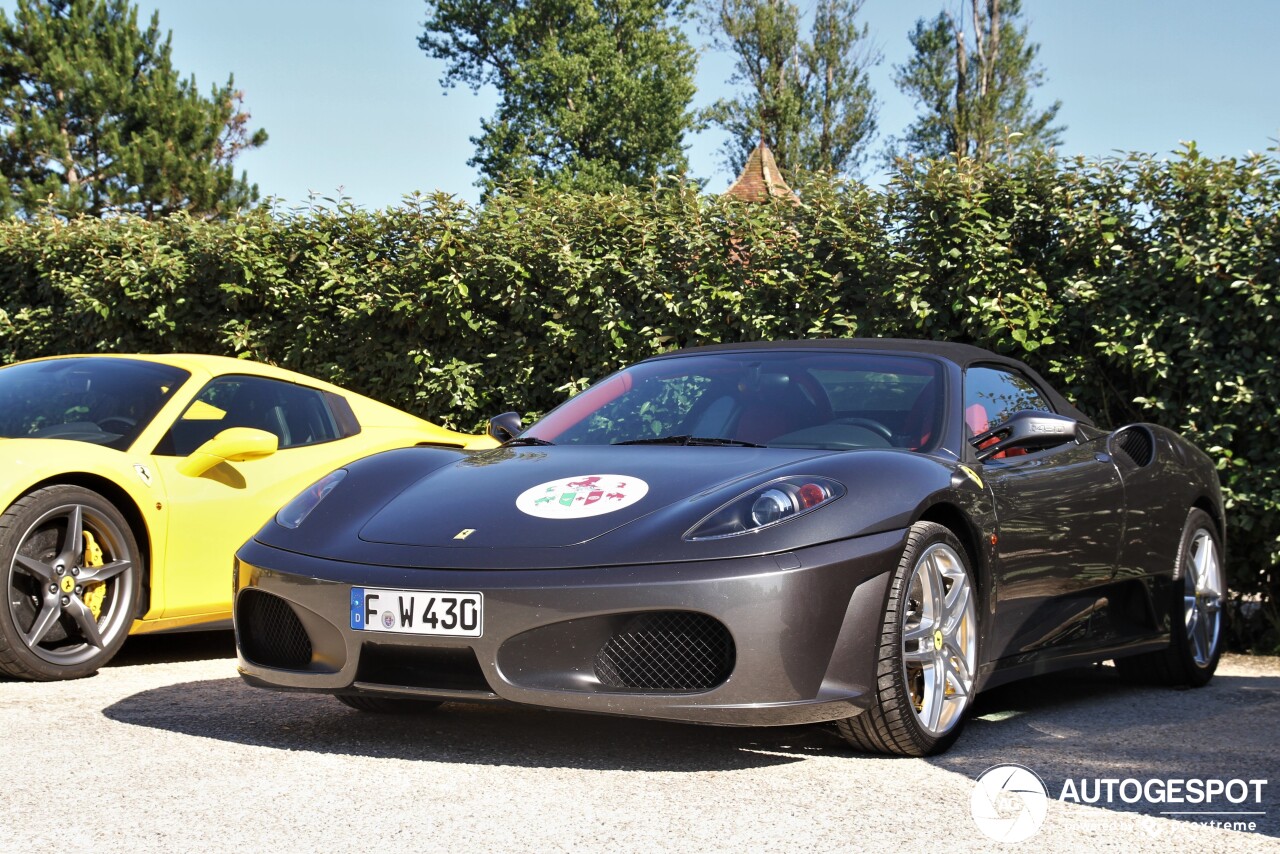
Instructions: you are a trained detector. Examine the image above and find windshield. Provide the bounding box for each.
[526,350,944,451]
[0,357,189,451]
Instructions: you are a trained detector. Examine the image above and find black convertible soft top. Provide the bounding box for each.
[658,337,1095,426]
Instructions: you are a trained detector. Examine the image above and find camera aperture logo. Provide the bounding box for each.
[971,764,1049,843]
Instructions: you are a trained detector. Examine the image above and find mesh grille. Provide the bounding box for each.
[237,589,313,670]
[594,612,734,693]
[1114,426,1155,467]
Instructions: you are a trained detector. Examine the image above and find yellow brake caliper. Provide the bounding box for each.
[81,530,107,620]
[937,628,955,697]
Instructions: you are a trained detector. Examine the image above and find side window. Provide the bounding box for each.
[963,366,1051,436]
[155,375,343,456]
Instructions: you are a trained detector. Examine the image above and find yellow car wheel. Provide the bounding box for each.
[0,485,141,681]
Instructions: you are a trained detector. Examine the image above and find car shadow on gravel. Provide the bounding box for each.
[0,630,236,682]
[102,675,848,772]
[108,630,237,667]
[931,663,1280,838]
[101,661,1280,798]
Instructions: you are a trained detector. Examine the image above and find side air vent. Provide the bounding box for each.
[1112,425,1155,468]
[595,611,734,693]
[237,589,313,670]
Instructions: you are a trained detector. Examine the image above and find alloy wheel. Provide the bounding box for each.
[1182,527,1223,668]
[8,501,135,667]
[902,542,977,737]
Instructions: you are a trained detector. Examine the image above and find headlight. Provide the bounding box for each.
[276,469,347,529]
[684,476,845,540]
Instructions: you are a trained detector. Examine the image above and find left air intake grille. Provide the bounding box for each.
[1114,425,1155,467]
[238,589,313,670]
[594,611,734,693]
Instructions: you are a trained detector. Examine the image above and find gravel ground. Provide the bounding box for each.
[1,634,1276,853]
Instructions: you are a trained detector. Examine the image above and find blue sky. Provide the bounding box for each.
[15,0,1280,208]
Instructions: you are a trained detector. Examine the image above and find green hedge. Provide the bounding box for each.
[0,147,1276,638]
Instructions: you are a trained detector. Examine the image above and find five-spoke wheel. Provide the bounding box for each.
[1117,508,1224,687]
[1182,524,1224,670]
[838,522,978,756]
[901,539,977,738]
[0,485,141,680]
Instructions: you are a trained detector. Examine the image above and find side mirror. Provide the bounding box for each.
[177,427,279,477]
[971,410,1077,461]
[487,411,523,443]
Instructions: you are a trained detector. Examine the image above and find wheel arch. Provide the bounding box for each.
[916,502,987,603]
[1191,496,1225,540]
[23,473,152,616]
[1184,498,1227,583]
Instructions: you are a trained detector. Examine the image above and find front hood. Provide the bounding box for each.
[252,444,968,570]
[357,445,828,549]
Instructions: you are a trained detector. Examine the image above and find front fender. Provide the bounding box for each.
[0,439,165,618]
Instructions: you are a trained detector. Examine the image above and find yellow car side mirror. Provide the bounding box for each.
[177,427,279,477]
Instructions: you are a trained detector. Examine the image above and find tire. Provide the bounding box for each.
[0,485,142,681]
[837,522,979,756]
[1115,508,1224,687]
[336,694,444,714]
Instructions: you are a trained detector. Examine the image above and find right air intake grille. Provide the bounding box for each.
[237,589,313,670]
[594,611,734,693]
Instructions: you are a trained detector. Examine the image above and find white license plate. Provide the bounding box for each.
[349,587,483,637]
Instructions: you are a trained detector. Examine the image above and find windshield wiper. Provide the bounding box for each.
[686,436,767,448]
[613,435,766,448]
[503,436,555,447]
[613,435,693,446]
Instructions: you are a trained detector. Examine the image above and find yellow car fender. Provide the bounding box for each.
[0,438,170,617]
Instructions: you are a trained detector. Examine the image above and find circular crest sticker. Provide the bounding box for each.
[516,474,648,519]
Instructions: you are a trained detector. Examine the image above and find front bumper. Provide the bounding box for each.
[233,529,906,727]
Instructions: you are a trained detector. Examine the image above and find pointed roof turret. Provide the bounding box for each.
[724,140,798,203]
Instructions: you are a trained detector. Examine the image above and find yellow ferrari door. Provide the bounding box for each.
[146,374,369,621]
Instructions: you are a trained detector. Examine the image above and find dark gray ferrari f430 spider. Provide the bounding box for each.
[234,339,1225,756]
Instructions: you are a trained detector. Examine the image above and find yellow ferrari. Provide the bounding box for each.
[0,353,494,680]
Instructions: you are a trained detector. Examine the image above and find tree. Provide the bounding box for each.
[707,0,878,178]
[0,0,266,220]
[894,0,1062,163]
[420,0,699,195]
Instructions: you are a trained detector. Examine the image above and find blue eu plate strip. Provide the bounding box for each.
[350,587,365,630]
